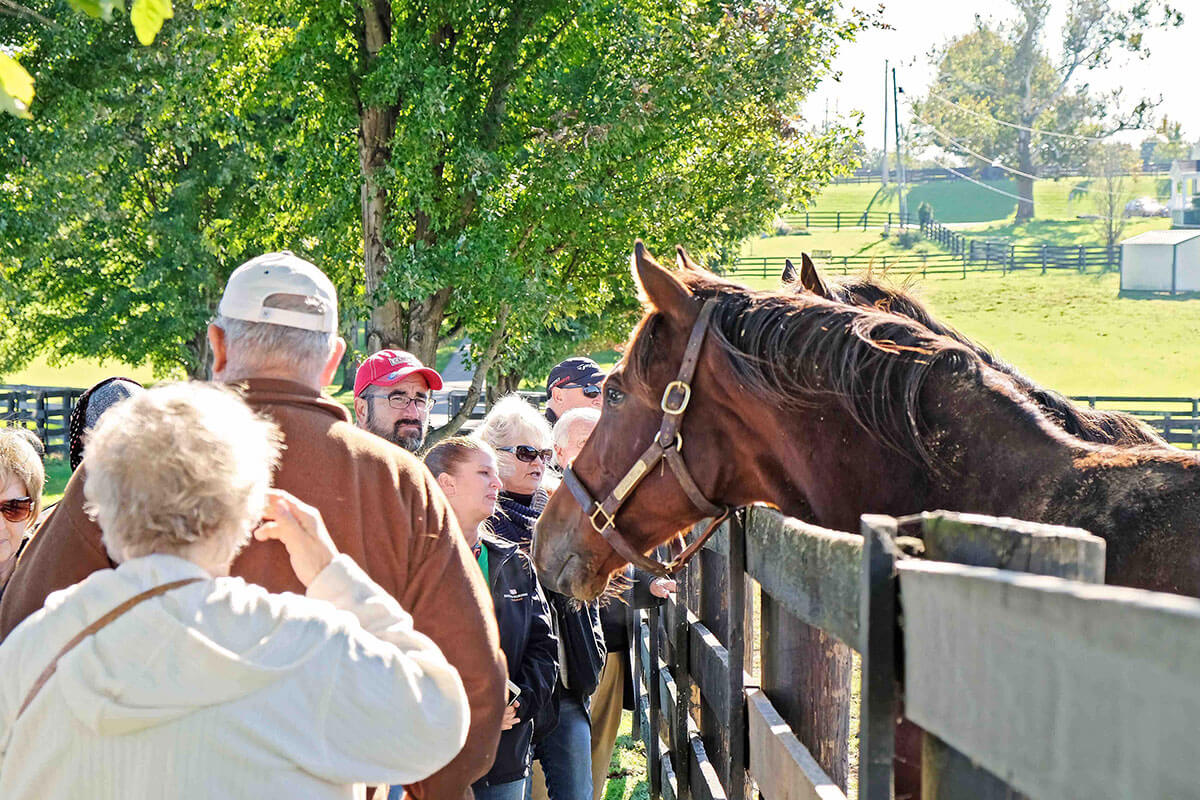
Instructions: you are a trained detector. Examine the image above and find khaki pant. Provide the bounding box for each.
[589,653,626,800]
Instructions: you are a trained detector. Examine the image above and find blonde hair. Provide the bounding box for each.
[0,429,45,523]
[476,395,552,450]
[475,394,553,485]
[83,382,283,565]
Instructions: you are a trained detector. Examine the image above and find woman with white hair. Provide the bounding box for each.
[476,395,604,800]
[0,383,469,799]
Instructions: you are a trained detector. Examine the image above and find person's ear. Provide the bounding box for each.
[551,386,564,404]
[353,393,368,424]
[319,338,348,387]
[631,240,694,323]
[435,472,457,497]
[207,324,228,378]
[554,443,567,466]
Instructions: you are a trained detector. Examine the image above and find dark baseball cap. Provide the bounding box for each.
[547,357,606,394]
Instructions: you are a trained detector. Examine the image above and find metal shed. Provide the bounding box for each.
[1119,229,1200,294]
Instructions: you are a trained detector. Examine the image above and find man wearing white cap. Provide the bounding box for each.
[0,252,507,800]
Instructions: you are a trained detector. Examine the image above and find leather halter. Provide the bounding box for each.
[561,298,732,579]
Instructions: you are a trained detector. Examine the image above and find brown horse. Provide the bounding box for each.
[533,243,1200,603]
[780,256,1165,447]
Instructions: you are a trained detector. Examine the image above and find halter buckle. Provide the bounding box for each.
[589,502,617,534]
[660,380,692,415]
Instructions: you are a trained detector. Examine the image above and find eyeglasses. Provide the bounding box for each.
[367,391,429,411]
[0,497,33,524]
[565,383,601,398]
[497,445,553,463]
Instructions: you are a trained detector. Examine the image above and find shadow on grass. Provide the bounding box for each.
[1118,289,1200,301]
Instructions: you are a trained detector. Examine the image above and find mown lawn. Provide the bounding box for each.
[735,267,1200,397]
[802,174,1168,226]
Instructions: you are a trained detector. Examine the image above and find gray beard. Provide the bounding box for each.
[364,409,426,453]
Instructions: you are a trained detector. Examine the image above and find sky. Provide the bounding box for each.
[802,0,1200,156]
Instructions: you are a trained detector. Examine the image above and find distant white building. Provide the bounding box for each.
[1120,229,1200,294]
[1168,157,1200,228]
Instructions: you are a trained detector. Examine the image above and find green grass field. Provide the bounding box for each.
[734,268,1200,397]
[804,175,1168,225]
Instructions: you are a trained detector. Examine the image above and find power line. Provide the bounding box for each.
[912,111,1040,180]
[926,91,1107,143]
[912,107,1129,198]
[926,162,1031,202]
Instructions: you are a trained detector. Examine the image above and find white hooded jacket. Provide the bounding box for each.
[0,552,470,799]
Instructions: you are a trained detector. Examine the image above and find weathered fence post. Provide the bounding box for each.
[915,512,1106,800]
[648,604,664,799]
[726,512,748,800]
[836,211,841,231]
[760,511,854,792]
[860,515,900,800]
[1041,244,1047,274]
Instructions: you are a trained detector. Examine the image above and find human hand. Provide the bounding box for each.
[253,490,339,588]
[501,700,520,731]
[650,577,677,598]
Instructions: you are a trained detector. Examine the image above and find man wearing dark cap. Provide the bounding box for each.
[354,349,443,452]
[545,357,605,425]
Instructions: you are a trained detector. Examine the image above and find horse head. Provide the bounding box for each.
[534,242,807,600]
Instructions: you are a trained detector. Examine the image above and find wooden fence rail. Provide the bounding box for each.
[0,384,84,457]
[633,505,1200,799]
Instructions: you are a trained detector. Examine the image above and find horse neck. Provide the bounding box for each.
[915,361,1084,516]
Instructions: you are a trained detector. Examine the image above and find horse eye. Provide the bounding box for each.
[605,386,625,406]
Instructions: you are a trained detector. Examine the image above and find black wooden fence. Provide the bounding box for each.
[635,505,1200,799]
[920,218,1119,271]
[778,211,919,230]
[0,385,84,457]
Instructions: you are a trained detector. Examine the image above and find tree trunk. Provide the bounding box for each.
[425,304,511,447]
[488,370,524,404]
[187,326,212,380]
[1015,129,1035,221]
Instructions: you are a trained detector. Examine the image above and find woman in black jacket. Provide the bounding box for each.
[478,396,605,800]
[425,437,559,800]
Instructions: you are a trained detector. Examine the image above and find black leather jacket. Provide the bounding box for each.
[474,537,558,787]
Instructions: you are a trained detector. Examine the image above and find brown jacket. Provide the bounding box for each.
[0,379,506,799]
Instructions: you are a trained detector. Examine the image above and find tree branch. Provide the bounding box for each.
[426,302,511,445]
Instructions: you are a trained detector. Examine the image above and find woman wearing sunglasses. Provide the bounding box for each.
[417,436,557,800]
[0,429,44,599]
[476,396,605,800]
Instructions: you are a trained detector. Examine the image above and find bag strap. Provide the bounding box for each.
[16,576,206,720]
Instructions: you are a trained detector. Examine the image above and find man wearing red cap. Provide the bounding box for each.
[354,350,443,453]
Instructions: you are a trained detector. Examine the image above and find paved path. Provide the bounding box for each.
[430,341,475,428]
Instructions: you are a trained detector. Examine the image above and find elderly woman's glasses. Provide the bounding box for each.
[0,497,33,524]
[497,445,553,464]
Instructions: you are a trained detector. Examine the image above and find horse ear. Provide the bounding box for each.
[632,240,693,318]
[675,245,699,272]
[799,253,832,298]
[781,258,799,285]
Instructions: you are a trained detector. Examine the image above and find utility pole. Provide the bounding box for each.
[892,66,907,222]
[882,59,889,186]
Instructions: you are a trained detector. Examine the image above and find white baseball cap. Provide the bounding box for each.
[217,252,338,333]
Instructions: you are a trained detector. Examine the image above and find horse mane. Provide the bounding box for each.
[816,275,1165,447]
[629,274,988,468]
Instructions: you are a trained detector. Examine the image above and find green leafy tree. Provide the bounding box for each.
[0,0,173,117]
[4,1,862,442]
[915,0,1182,220]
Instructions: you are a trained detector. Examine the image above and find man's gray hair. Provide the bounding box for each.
[553,407,600,451]
[214,293,336,381]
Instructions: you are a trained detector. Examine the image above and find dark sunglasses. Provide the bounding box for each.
[565,383,602,398]
[497,445,553,463]
[0,496,34,524]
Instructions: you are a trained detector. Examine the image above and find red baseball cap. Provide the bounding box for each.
[354,350,444,397]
